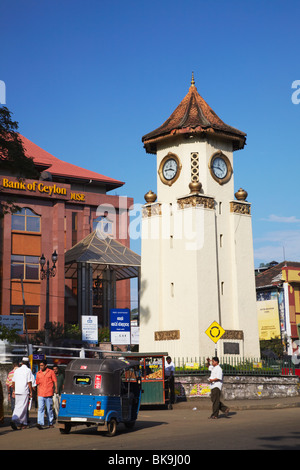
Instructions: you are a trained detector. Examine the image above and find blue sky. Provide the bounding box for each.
[1,0,300,268]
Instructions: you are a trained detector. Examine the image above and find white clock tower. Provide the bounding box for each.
[139,75,260,360]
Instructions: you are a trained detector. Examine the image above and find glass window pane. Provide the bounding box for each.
[25,256,39,264]
[11,255,24,262]
[25,264,39,280]
[26,216,40,232]
[11,305,39,314]
[26,315,39,330]
[25,208,35,216]
[11,306,24,314]
[11,215,25,231]
[26,306,39,314]
[11,264,24,279]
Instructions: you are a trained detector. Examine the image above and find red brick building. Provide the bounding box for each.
[0,135,136,336]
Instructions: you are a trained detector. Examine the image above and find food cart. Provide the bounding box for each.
[125,352,170,406]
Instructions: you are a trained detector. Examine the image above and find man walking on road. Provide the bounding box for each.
[36,360,57,429]
[52,365,64,419]
[208,357,229,419]
[11,357,33,429]
[165,356,175,409]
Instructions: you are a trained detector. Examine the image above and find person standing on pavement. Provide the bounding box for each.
[36,360,57,429]
[52,365,64,419]
[11,357,33,429]
[208,357,229,419]
[165,356,175,409]
[6,361,19,413]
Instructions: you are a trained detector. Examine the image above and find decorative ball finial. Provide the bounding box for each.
[235,188,248,201]
[144,190,157,203]
[189,181,202,193]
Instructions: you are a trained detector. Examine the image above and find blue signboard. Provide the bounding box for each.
[0,315,23,334]
[110,308,130,345]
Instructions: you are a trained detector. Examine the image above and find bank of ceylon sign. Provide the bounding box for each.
[2,177,85,201]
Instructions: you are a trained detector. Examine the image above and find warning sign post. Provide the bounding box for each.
[205,321,225,355]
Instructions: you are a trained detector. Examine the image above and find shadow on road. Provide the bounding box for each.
[52,418,168,437]
[257,431,300,450]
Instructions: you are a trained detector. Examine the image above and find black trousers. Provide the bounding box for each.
[210,387,227,417]
[165,376,175,404]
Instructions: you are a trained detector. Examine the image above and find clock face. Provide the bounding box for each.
[209,152,232,185]
[163,158,178,181]
[212,157,228,179]
[158,153,182,186]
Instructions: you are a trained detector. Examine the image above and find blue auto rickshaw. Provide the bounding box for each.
[57,357,142,436]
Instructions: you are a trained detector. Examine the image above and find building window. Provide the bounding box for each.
[11,255,40,280]
[171,282,174,297]
[72,212,78,246]
[11,208,40,232]
[10,307,39,331]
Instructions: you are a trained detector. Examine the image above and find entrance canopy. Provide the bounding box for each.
[64,230,141,280]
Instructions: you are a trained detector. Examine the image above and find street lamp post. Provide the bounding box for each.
[40,250,58,346]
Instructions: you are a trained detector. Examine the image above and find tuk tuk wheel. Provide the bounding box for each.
[106,418,117,437]
[59,423,71,434]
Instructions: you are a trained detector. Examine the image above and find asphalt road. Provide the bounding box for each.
[1,406,300,452]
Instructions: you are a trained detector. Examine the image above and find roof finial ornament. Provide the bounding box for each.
[191,71,195,87]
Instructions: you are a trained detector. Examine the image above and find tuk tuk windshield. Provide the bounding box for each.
[73,375,92,386]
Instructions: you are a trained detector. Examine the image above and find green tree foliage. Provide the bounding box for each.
[0,324,21,343]
[32,321,110,345]
[260,337,284,358]
[0,106,39,216]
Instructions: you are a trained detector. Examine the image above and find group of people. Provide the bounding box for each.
[5,357,64,430]
[165,355,229,419]
[4,354,228,427]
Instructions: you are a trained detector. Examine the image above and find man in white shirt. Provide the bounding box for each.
[11,357,33,429]
[208,357,229,419]
[165,356,175,409]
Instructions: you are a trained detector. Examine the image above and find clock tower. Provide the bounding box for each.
[139,75,260,359]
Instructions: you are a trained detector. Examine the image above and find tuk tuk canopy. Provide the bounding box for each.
[63,358,140,396]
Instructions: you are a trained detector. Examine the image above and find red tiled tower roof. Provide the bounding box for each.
[19,134,124,190]
[142,74,246,154]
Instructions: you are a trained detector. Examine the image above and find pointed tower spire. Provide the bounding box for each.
[142,77,246,154]
[191,71,195,87]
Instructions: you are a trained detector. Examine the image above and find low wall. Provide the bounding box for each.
[1,364,299,411]
[175,374,300,401]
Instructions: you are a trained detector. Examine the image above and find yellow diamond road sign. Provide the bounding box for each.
[205,321,225,344]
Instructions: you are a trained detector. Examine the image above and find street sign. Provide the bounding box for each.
[82,315,98,344]
[110,308,130,345]
[0,315,23,334]
[205,321,225,344]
